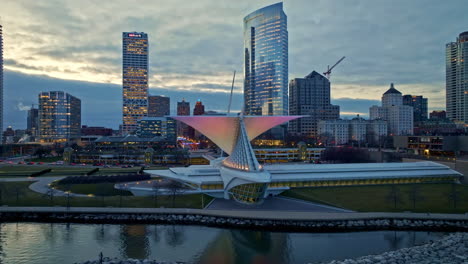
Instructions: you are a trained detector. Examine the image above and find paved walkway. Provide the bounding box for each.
[0,176,88,197]
[206,196,352,212]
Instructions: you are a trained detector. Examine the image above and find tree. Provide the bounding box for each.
[152,181,160,207]
[322,147,371,163]
[448,183,461,210]
[408,184,424,210]
[43,188,56,205]
[386,185,401,209]
[34,147,51,159]
[166,181,186,207]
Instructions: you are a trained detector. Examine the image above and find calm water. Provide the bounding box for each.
[0,223,446,264]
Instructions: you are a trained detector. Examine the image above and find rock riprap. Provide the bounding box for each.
[324,232,468,264]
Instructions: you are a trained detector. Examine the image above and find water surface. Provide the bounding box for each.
[0,223,446,264]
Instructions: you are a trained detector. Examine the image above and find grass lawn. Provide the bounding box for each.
[0,165,169,177]
[0,181,211,209]
[282,183,468,214]
[51,182,133,196]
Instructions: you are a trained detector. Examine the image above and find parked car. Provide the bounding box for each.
[27,162,35,165]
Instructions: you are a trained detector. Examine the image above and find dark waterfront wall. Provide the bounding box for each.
[1,207,468,232]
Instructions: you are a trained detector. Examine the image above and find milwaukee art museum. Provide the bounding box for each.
[124,115,463,205]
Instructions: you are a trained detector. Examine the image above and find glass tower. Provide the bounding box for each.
[122,32,149,134]
[38,91,81,143]
[446,31,468,123]
[243,2,288,116]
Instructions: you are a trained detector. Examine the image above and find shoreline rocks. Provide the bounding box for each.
[76,233,468,264]
[324,232,468,264]
[1,211,468,233]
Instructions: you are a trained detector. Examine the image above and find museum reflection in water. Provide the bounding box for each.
[118,225,289,264]
[0,223,447,264]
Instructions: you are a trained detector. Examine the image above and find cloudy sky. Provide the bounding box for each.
[2,0,467,129]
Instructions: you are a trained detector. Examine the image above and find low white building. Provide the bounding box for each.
[318,117,387,145]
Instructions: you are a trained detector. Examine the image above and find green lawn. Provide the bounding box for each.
[51,182,133,196]
[0,181,211,209]
[282,183,468,214]
[0,165,169,177]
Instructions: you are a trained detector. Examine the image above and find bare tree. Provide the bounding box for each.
[408,184,424,210]
[448,183,461,210]
[386,185,401,210]
[43,188,56,205]
[150,181,160,208]
[166,181,186,207]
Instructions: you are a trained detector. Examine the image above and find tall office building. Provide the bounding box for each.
[193,100,205,115]
[27,107,39,136]
[137,117,176,142]
[369,84,413,135]
[403,95,428,123]
[446,31,468,123]
[122,32,149,134]
[177,99,190,116]
[177,99,191,137]
[288,71,340,137]
[148,95,170,117]
[244,2,288,116]
[0,25,3,144]
[38,91,81,143]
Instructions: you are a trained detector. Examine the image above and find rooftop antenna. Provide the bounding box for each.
[227,70,236,114]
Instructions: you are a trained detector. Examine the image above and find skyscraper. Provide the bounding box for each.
[38,91,81,143]
[193,100,205,115]
[369,83,413,135]
[0,25,3,144]
[244,2,288,116]
[446,31,468,123]
[148,95,170,117]
[288,71,340,137]
[122,32,149,135]
[177,99,191,137]
[177,99,190,116]
[27,107,39,137]
[403,95,428,123]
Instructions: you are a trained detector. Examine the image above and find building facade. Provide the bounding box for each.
[430,110,447,120]
[81,126,113,136]
[369,83,413,135]
[446,31,468,123]
[288,71,340,137]
[177,99,190,116]
[148,95,170,117]
[27,107,39,137]
[122,32,149,134]
[403,95,428,123]
[177,99,191,137]
[243,2,288,116]
[0,25,3,144]
[318,118,388,146]
[137,117,176,142]
[193,100,205,115]
[38,91,81,143]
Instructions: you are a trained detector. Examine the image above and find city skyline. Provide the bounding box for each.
[1,0,467,129]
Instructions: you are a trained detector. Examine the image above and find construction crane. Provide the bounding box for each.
[323,56,346,79]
